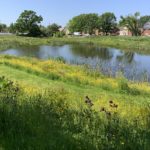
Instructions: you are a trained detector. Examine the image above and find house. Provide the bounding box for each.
[73,32,82,36]
[0,32,12,35]
[119,27,132,36]
[59,27,70,35]
[119,22,150,36]
[142,22,150,36]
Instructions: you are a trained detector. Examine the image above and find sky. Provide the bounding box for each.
[0,0,149,27]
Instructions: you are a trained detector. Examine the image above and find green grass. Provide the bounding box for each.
[0,61,150,115]
[0,35,150,149]
[51,36,150,54]
[0,71,150,150]
[0,64,105,99]
[0,35,150,54]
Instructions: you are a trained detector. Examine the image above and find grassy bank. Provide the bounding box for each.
[0,55,150,149]
[1,77,150,150]
[0,35,150,54]
[52,36,150,54]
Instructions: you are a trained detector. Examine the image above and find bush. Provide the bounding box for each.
[54,31,65,37]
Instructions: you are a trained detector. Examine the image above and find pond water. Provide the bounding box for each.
[0,43,150,81]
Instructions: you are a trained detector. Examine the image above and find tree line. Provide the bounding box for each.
[0,10,150,37]
[69,12,150,36]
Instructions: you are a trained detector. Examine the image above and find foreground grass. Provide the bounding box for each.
[0,56,150,149]
[0,56,150,117]
[0,72,150,149]
[1,55,150,93]
[0,35,150,54]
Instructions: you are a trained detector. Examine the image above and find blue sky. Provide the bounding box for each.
[0,0,149,26]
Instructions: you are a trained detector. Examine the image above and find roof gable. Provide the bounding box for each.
[143,22,150,30]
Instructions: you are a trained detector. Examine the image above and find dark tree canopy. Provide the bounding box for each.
[99,12,117,35]
[2,10,149,37]
[84,14,100,34]
[139,15,150,28]
[15,10,43,36]
[68,14,86,33]
[9,23,17,33]
[46,23,61,36]
[0,23,7,32]
[68,13,99,34]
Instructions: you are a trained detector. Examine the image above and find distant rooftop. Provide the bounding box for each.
[143,22,150,30]
[0,32,12,35]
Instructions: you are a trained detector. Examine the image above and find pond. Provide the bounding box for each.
[0,43,150,81]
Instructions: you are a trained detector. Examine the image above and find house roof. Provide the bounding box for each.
[59,27,65,32]
[143,22,150,30]
[119,26,129,30]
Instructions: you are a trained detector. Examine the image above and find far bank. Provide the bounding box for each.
[0,35,150,54]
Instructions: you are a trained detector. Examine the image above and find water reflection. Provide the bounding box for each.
[0,43,150,81]
[70,44,113,60]
[117,52,135,64]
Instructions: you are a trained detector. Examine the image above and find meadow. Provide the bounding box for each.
[0,35,150,54]
[0,54,150,149]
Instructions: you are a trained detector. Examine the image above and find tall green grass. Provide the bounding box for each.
[0,76,150,150]
[0,35,150,54]
[1,55,149,97]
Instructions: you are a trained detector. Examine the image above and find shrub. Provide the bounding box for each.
[54,31,65,37]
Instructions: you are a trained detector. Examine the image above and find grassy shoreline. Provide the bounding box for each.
[0,36,150,149]
[0,55,150,149]
[0,35,150,54]
[0,55,150,105]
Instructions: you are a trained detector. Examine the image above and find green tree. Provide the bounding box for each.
[84,14,100,34]
[68,14,86,33]
[15,10,43,36]
[68,13,99,34]
[46,23,61,36]
[9,23,17,33]
[139,15,150,27]
[0,23,7,32]
[39,25,48,36]
[120,12,141,36]
[99,12,117,35]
